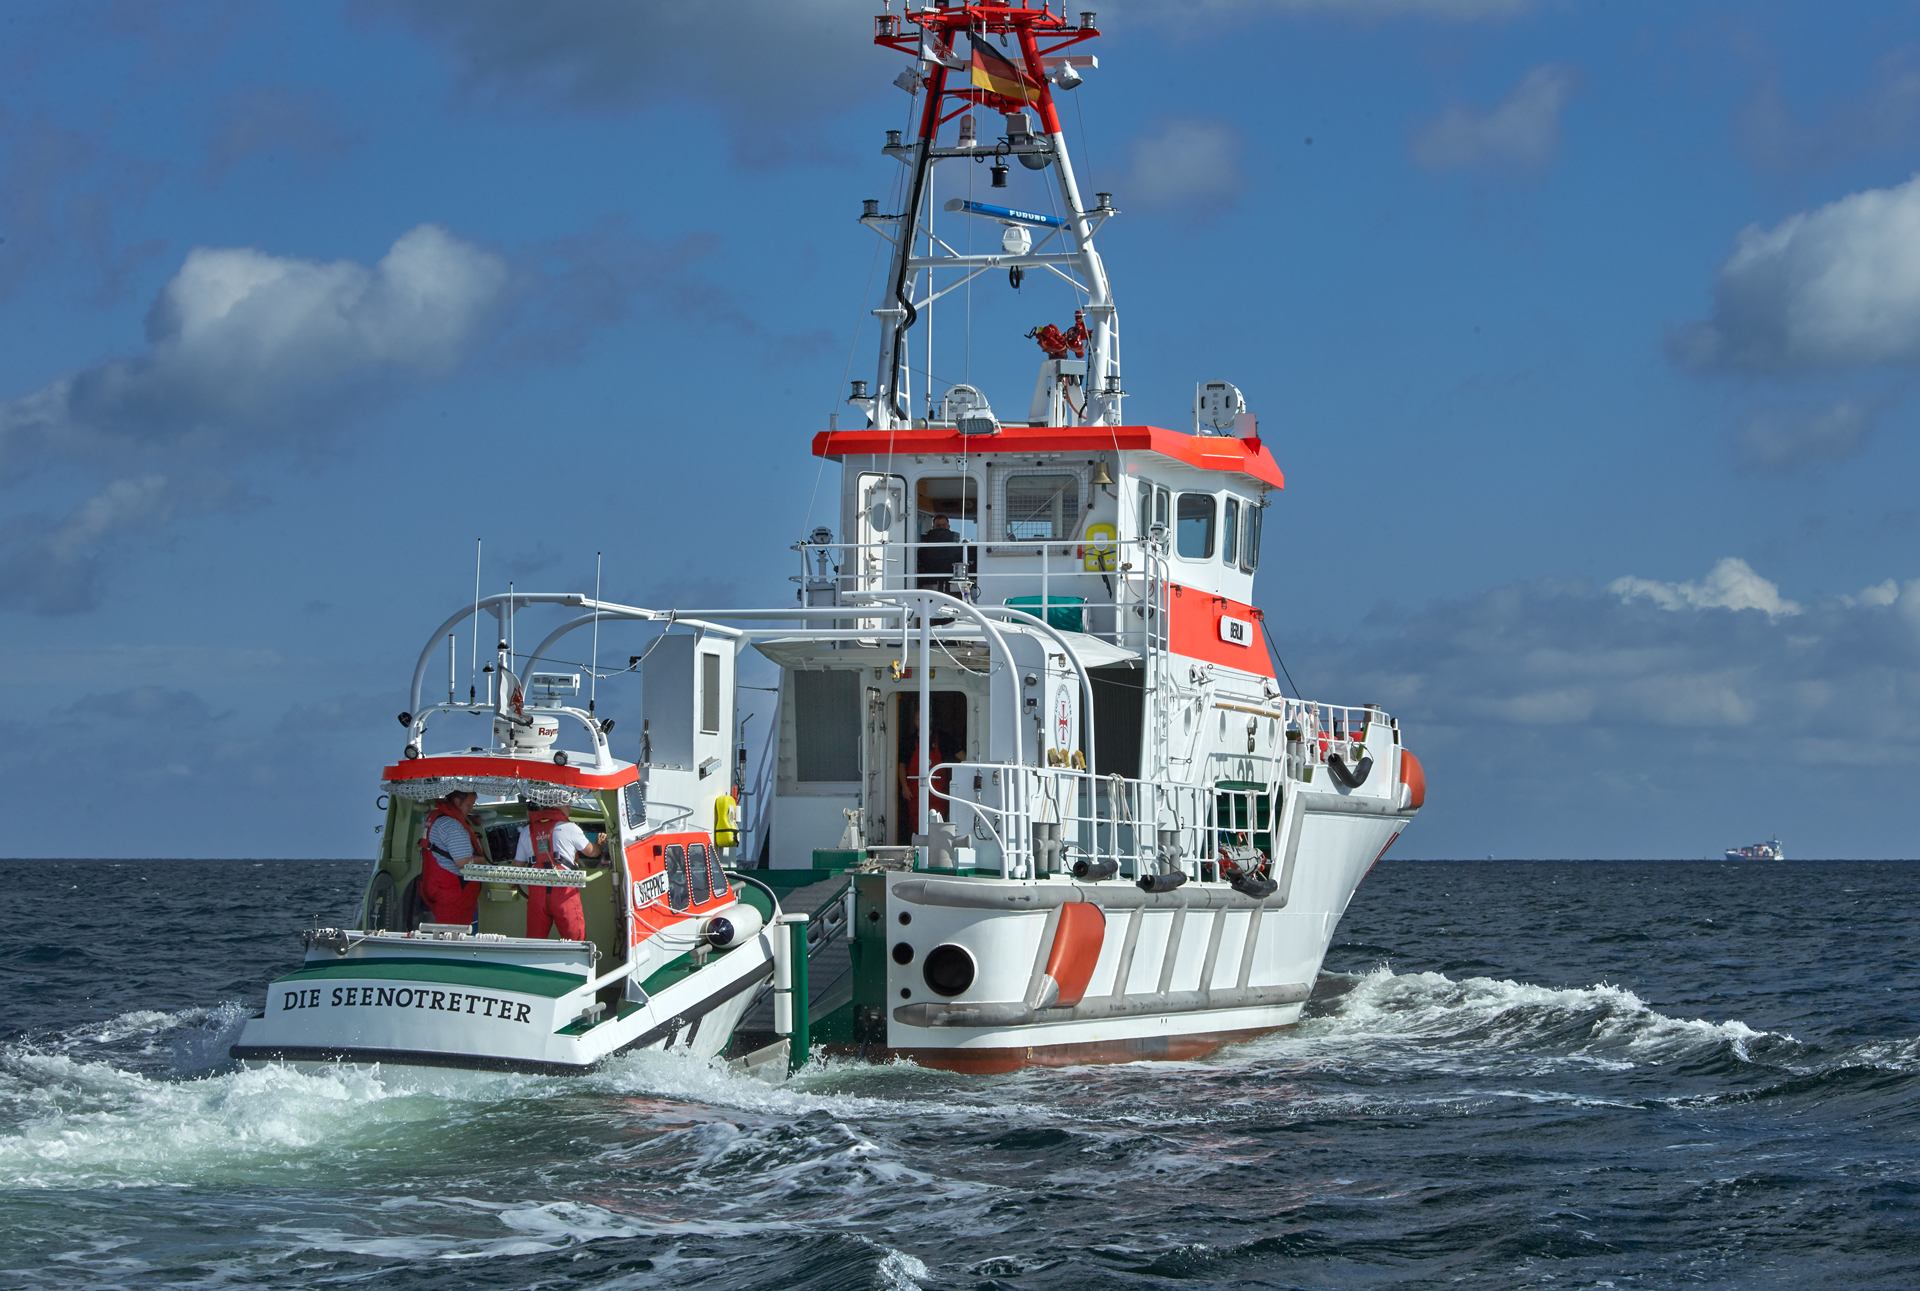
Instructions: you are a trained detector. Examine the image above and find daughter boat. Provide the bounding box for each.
[234,1,1424,1077]
[230,650,794,1077]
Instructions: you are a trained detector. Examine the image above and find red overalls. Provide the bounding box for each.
[419,802,482,926]
[525,807,587,941]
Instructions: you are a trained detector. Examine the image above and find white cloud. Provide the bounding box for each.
[1731,398,1882,474]
[1409,64,1577,171]
[1299,566,1920,855]
[1674,173,1920,372]
[1124,118,1242,212]
[1609,557,1803,619]
[1848,579,1901,608]
[0,218,767,615]
[0,224,508,478]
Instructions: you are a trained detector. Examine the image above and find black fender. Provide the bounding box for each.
[1327,753,1373,790]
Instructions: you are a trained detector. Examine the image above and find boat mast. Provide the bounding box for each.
[866,3,1115,430]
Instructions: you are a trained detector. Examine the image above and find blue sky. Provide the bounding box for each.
[4,0,1917,859]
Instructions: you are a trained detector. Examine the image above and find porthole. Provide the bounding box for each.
[898,911,912,925]
[892,941,915,965]
[922,943,976,997]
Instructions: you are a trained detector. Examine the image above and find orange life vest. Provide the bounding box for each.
[527,806,573,870]
[420,801,484,876]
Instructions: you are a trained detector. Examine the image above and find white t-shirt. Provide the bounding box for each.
[516,821,592,868]
[427,815,478,869]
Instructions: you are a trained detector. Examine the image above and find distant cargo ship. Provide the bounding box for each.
[1725,837,1784,861]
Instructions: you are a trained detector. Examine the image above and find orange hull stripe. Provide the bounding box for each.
[1166,584,1277,677]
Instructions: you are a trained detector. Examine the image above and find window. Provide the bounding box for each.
[700,652,721,734]
[689,842,712,904]
[665,844,689,911]
[1243,501,1263,572]
[1155,486,1170,529]
[1004,473,1080,540]
[794,669,860,781]
[1222,498,1240,566]
[1176,493,1216,559]
[916,475,980,542]
[1137,479,1153,539]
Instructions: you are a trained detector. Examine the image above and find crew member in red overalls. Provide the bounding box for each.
[516,804,608,940]
[895,713,953,844]
[419,789,483,926]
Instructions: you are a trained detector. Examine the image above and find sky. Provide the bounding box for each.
[4,0,1918,860]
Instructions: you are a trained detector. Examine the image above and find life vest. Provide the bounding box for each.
[420,801,483,877]
[527,806,573,871]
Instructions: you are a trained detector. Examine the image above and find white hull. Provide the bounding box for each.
[232,927,775,1075]
[859,791,1406,1071]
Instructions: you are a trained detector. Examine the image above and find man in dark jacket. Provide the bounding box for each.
[916,513,964,592]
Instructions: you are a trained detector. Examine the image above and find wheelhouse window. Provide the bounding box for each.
[1222,498,1240,566]
[1176,492,1216,559]
[1003,473,1080,541]
[1242,501,1263,572]
[916,475,980,543]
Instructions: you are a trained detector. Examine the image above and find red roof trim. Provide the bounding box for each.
[812,423,1284,489]
[382,755,639,790]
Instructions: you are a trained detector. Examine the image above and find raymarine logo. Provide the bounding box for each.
[632,872,669,906]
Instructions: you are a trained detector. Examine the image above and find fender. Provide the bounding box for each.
[1327,753,1372,790]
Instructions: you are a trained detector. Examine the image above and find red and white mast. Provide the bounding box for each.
[861,3,1116,431]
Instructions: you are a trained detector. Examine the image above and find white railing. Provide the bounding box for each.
[932,699,1395,879]
[795,535,1170,657]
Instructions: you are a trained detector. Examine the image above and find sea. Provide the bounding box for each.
[2,857,1916,1290]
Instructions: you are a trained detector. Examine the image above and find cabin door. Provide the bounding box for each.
[854,472,906,598]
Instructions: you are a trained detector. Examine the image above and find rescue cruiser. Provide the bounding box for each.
[234,2,1425,1077]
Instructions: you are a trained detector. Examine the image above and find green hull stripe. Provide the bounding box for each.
[273,957,588,999]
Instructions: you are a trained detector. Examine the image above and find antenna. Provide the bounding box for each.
[589,551,603,716]
[507,581,515,664]
[470,539,482,704]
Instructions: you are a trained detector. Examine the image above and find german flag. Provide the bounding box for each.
[970,35,1040,103]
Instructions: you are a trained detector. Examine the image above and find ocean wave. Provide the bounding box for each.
[1296,965,1779,1066]
[0,1046,533,1189]
[271,1198,653,1262]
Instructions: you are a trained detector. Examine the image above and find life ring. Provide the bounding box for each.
[1399,750,1426,809]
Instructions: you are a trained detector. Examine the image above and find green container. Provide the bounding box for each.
[1005,595,1085,633]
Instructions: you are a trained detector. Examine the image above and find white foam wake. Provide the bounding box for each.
[1291,966,1775,1067]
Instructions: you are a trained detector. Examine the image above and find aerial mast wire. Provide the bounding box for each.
[470,539,482,704]
[589,551,602,716]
